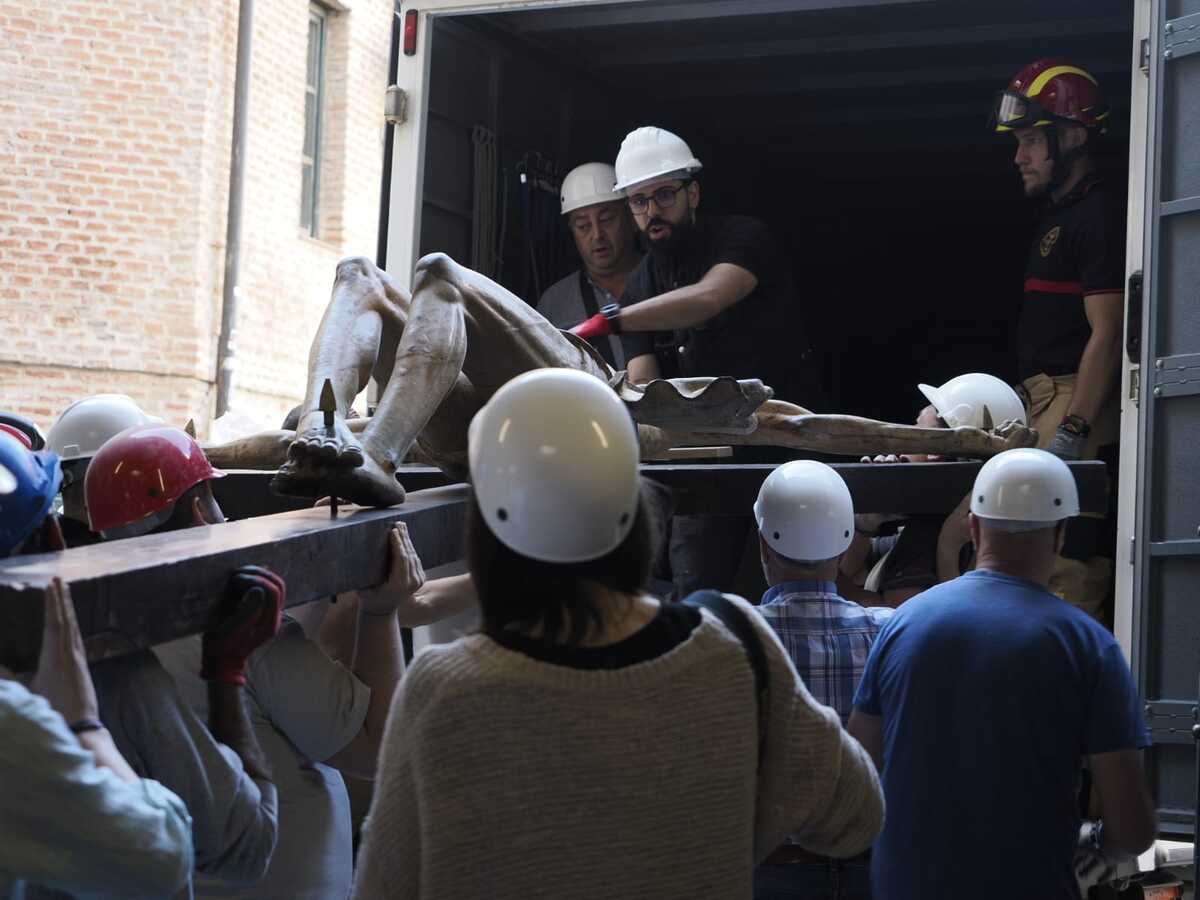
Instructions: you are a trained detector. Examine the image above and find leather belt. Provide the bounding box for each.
[761,845,871,867]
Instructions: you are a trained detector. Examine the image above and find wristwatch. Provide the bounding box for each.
[600,303,622,335]
[1060,413,1091,437]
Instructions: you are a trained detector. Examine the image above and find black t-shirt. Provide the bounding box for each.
[1019,177,1125,381]
[620,214,819,407]
[488,602,701,670]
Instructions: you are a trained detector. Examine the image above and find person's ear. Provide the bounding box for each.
[687,180,700,210]
[1060,123,1086,153]
[968,513,981,548]
[758,531,777,568]
[1054,520,1068,555]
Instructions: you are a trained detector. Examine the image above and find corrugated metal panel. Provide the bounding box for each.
[1135,0,1200,839]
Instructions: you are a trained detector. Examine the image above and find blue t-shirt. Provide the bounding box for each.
[853,570,1150,900]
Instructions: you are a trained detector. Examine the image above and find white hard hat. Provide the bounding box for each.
[612,126,703,194]
[561,162,623,215]
[467,368,640,564]
[918,373,1026,430]
[970,448,1079,527]
[47,394,164,462]
[754,460,855,563]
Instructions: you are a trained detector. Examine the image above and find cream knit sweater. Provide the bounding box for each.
[352,596,883,899]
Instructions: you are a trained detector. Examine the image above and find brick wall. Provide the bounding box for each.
[0,0,392,439]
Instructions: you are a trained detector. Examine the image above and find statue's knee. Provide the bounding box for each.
[335,255,377,283]
[413,252,458,286]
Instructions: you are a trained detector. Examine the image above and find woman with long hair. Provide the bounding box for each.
[352,368,883,900]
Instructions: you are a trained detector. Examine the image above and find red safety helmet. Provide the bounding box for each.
[0,423,33,450]
[991,59,1109,135]
[85,423,225,538]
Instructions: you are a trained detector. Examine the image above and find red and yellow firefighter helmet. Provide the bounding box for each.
[991,59,1109,134]
[85,423,225,538]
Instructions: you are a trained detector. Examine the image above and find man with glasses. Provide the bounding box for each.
[572,125,822,599]
[573,127,817,401]
[538,162,642,369]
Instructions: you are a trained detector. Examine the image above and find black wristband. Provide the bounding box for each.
[69,717,106,735]
[1060,414,1091,437]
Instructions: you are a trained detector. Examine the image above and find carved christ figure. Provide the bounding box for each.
[204,253,1035,507]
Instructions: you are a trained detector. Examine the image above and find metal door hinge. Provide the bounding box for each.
[1164,12,1200,61]
[384,85,408,125]
[1129,366,1140,407]
[1140,37,1150,74]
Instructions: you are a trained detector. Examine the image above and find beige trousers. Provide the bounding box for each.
[1019,373,1119,626]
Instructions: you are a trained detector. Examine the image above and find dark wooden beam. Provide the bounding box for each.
[0,486,467,672]
[214,460,1108,519]
[650,460,1109,516]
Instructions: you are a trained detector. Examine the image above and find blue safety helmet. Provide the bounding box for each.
[0,431,63,557]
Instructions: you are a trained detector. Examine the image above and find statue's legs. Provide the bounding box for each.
[275,253,611,506]
[395,253,615,481]
[274,254,467,505]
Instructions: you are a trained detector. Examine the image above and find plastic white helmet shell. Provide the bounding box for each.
[612,126,703,194]
[753,460,855,562]
[467,368,640,564]
[917,373,1027,430]
[47,394,164,462]
[970,448,1080,523]
[561,162,623,215]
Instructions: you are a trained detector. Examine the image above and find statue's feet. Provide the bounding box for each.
[272,449,407,508]
[978,419,1038,456]
[288,409,364,469]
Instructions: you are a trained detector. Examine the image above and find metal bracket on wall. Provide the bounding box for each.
[1147,700,1199,745]
[1150,353,1200,399]
[384,85,408,125]
[1164,12,1200,61]
[1130,367,1140,408]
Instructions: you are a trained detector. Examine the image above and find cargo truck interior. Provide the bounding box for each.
[415,0,1135,427]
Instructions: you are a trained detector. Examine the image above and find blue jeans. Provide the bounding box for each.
[754,856,871,900]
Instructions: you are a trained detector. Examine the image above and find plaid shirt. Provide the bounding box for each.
[756,580,894,724]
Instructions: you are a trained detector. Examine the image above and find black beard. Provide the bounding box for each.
[1023,175,1052,200]
[643,214,696,268]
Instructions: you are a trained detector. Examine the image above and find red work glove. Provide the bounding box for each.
[570,313,613,341]
[201,566,285,685]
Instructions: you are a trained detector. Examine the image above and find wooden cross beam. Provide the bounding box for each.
[1,462,1108,670]
[0,486,467,672]
[213,461,1110,520]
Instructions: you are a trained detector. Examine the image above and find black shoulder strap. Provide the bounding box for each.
[682,590,769,761]
[577,269,603,318]
[576,271,616,368]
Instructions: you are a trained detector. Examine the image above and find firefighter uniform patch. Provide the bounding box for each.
[1039,225,1061,258]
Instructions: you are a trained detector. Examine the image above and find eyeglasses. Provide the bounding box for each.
[627,182,690,215]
